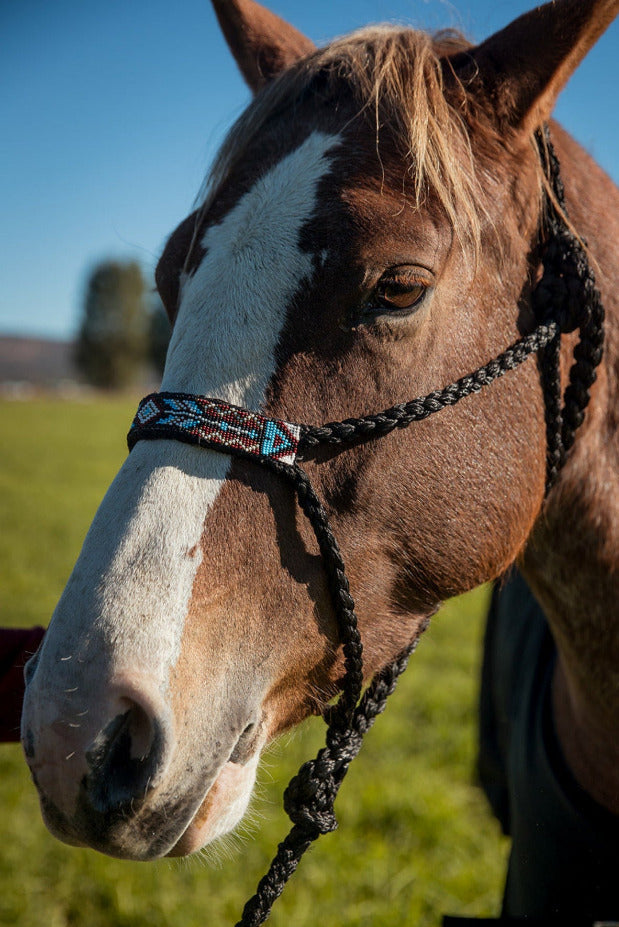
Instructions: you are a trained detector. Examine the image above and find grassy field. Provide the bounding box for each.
[0,398,508,927]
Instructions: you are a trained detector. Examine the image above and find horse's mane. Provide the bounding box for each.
[193,26,542,262]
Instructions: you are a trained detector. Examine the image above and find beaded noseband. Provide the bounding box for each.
[129,395,302,464]
[127,130,604,927]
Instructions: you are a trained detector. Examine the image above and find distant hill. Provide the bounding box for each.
[0,334,161,394]
[0,335,79,387]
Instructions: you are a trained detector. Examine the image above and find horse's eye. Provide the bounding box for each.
[362,273,429,321]
[375,281,427,312]
[348,269,432,330]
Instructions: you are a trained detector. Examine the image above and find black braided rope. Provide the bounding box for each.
[298,322,559,455]
[126,128,604,927]
[236,612,424,927]
[532,126,605,488]
[272,461,365,724]
[539,329,563,492]
[231,459,426,927]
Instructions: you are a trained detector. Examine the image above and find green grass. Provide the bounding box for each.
[0,398,508,927]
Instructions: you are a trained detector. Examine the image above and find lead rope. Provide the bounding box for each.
[233,459,425,927]
[127,128,604,927]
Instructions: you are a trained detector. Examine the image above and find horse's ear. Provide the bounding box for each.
[211,0,315,93]
[450,0,618,132]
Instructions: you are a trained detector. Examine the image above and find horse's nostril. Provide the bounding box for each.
[229,719,261,766]
[122,699,154,761]
[84,699,169,815]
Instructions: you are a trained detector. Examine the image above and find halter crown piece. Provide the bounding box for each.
[127,128,604,927]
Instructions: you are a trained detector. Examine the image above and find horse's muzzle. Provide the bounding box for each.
[22,664,263,859]
[22,671,181,858]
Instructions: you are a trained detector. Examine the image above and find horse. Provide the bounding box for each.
[21,0,619,917]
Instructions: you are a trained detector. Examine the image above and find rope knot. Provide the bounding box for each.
[535,281,576,334]
[283,756,338,835]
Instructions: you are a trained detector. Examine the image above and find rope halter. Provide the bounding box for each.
[127,128,604,927]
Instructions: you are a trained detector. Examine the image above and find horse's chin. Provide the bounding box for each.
[166,755,260,857]
[34,746,261,862]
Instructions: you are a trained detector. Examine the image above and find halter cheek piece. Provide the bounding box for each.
[127,129,604,927]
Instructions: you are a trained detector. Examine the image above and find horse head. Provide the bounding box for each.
[22,0,618,860]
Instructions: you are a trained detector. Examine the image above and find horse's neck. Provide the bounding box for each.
[522,124,619,727]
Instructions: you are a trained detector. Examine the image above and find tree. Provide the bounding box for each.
[75,260,149,389]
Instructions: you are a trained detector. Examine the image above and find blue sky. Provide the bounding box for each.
[2,0,617,340]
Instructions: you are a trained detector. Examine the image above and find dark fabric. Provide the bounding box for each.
[0,627,45,742]
[478,571,619,920]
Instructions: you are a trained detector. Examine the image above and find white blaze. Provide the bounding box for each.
[163,130,340,401]
[37,132,340,702]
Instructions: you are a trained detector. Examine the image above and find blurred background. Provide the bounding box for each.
[0,2,617,925]
[1,0,617,390]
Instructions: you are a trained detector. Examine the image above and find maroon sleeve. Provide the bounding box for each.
[0,627,45,742]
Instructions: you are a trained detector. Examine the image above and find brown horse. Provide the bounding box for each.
[22,0,618,906]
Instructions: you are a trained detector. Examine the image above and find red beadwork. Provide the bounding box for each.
[129,393,300,465]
